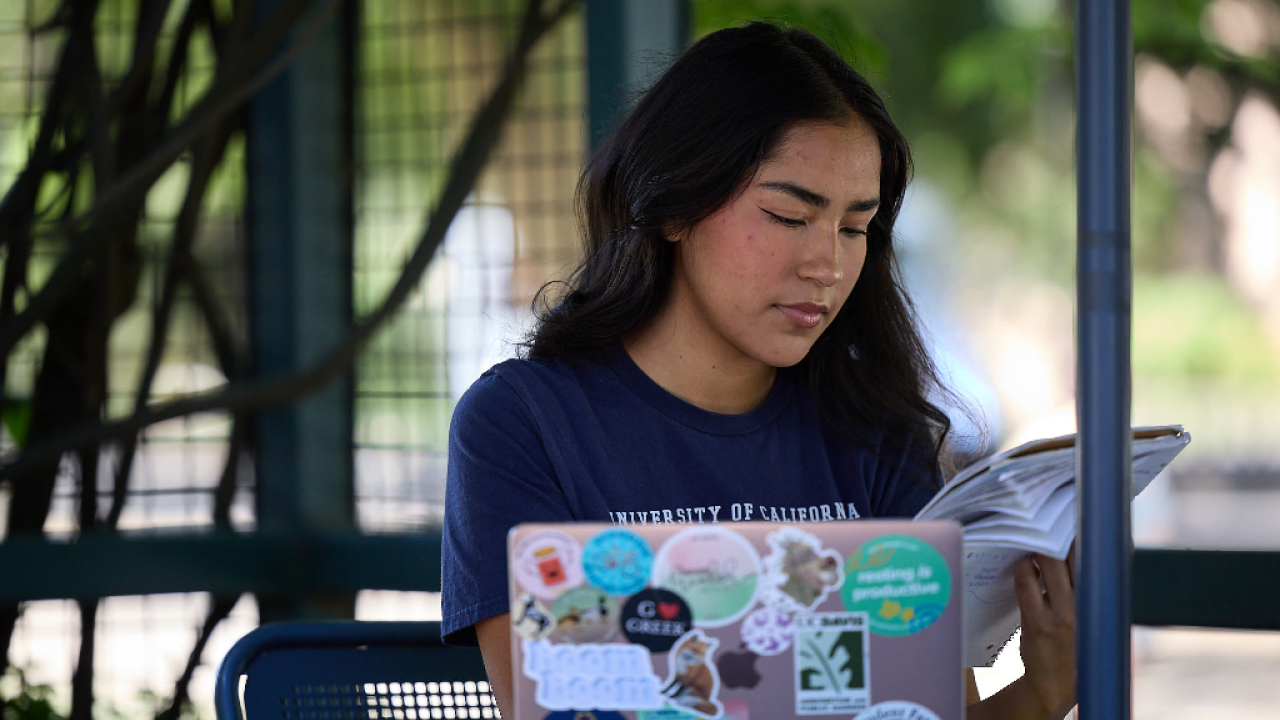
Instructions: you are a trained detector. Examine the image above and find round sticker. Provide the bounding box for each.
[840,534,951,636]
[855,700,941,720]
[511,592,555,640]
[740,606,795,656]
[582,528,654,596]
[542,712,627,720]
[551,586,619,644]
[621,589,693,652]
[652,526,761,627]
[513,529,585,600]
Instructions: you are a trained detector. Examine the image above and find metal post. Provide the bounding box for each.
[246,0,356,619]
[585,0,689,152]
[1075,0,1133,717]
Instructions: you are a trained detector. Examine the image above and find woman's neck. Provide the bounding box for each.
[624,323,777,415]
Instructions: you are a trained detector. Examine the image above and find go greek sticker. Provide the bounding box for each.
[652,526,761,628]
[855,700,941,720]
[583,528,654,596]
[513,530,584,600]
[840,534,950,636]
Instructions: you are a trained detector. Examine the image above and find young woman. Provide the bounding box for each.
[442,22,1076,720]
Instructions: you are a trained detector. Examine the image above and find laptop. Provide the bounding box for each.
[507,519,963,720]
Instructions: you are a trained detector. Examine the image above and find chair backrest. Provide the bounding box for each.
[215,621,497,720]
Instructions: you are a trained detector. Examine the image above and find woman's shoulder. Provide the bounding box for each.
[454,352,618,416]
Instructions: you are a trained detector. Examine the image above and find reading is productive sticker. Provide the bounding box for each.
[839,534,950,636]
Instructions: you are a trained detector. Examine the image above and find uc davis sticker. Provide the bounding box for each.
[792,612,870,716]
[840,534,950,636]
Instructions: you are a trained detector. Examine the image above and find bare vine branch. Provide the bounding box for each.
[0,0,581,483]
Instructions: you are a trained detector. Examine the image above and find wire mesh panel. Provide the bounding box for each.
[354,0,586,532]
[1,0,253,717]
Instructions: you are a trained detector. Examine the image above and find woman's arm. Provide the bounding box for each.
[966,554,1077,720]
[476,613,514,719]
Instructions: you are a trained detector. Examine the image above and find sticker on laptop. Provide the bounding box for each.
[583,528,655,596]
[652,526,761,627]
[856,700,942,720]
[512,592,556,640]
[514,529,585,600]
[638,700,749,720]
[551,586,620,644]
[740,606,795,656]
[840,534,951,636]
[542,712,627,720]
[659,629,723,719]
[522,638,665,711]
[761,526,844,612]
[792,612,871,716]
[622,589,693,652]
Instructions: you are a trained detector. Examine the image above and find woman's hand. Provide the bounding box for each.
[1013,552,1077,718]
[967,551,1077,720]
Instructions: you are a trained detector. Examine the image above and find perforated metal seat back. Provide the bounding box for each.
[243,646,497,720]
[217,622,498,720]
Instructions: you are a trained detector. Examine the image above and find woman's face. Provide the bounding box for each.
[666,118,882,370]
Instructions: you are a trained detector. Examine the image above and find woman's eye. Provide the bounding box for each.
[841,227,868,237]
[762,208,805,227]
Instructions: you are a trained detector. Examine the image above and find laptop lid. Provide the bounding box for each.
[507,519,963,720]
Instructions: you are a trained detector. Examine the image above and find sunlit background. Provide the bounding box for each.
[1,0,1278,718]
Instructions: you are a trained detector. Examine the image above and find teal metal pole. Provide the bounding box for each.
[1075,0,1133,717]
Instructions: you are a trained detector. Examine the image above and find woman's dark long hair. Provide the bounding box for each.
[525,22,955,481]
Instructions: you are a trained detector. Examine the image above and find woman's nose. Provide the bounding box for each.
[801,229,844,287]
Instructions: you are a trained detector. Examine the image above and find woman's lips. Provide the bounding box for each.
[776,303,828,329]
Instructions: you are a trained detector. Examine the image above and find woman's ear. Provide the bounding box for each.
[662,223,688,243]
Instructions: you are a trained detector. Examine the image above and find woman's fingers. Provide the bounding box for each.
[1036,554,1075,615]
[1013,556,1046,621]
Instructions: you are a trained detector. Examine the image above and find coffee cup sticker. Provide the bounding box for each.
[551,586,620,644]
[740,606,795,656]
[582,528,654,596]
[761,526,843,612]
[840,534,951,636]
[514,530,584,600]
[621,589,693,652]
[512,592,555,641]
[652,526,761,628]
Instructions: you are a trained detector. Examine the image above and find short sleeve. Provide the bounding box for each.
[868,430,942,518]
[440,370,575,645]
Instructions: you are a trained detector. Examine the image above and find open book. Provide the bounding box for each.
[914,425,1192,667]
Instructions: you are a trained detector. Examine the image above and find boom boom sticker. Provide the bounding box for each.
[652,526,761,628]
[839,534,951,636]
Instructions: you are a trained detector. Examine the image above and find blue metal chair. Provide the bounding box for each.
[215,621,498,720]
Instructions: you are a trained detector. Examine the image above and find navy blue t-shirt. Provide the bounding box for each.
[440,347,939,645]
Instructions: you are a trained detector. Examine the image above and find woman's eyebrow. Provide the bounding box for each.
[759,180,879,213]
